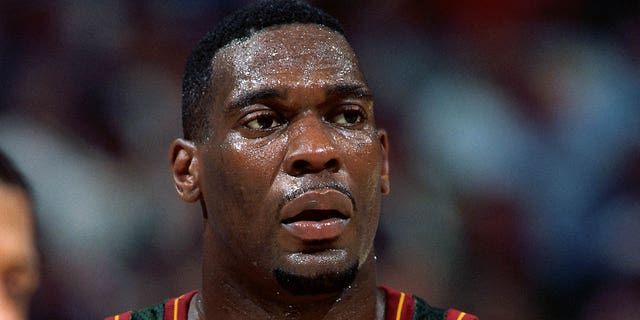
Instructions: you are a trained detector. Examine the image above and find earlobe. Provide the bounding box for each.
[378,129,390,194]
[169,139,201,202]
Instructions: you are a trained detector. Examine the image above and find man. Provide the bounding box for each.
[108,1,477,319]
[0,151,40,320]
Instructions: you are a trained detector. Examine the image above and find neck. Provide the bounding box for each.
[200,229,383,319]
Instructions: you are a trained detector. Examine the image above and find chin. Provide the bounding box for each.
[273,262,358,296]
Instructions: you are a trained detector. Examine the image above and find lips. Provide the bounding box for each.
[280,189,353,241]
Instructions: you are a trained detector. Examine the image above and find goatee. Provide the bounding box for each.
[273,263,358,295]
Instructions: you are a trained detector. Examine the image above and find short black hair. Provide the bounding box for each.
[181,0,345,142]
[0,150,31,196]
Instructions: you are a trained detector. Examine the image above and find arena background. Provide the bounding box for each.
[1,1,639,319]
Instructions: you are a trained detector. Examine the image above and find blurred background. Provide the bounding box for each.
[0,0,639,319]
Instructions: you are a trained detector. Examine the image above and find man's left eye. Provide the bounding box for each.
[330,108,365,126]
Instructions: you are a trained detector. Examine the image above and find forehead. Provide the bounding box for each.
[212,23,365,101]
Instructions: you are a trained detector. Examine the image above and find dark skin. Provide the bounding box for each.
[170,23,390,319]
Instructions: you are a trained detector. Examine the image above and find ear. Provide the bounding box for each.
[378,129,390,194]
[169,138,201,202]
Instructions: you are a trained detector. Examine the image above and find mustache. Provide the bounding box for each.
[279,182,356,212]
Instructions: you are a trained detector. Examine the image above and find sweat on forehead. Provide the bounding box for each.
[181,0,346,142]
[215,24,360,93]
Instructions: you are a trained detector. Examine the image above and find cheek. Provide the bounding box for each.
[337,129,382,185]
[212,133,290,265]
[336,129,383,222]
[209,132,286,227]
[222,132,285,182]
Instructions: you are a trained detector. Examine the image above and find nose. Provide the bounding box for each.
[284,116,341,176]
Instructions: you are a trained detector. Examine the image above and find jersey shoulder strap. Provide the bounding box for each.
[443,308,479,320]
[104,290,198,320]
[379,286,478,320]
[380,285,445,320]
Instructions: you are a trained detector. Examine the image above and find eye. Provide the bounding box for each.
[243,112,283,130]
[329,106,366,127]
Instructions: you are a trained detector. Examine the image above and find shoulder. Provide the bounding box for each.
[379,286,478,320]
[104,290,198,320]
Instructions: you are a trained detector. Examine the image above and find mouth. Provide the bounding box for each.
[280,189,353,242]
[281,210,348,224]
[281,213,350,242]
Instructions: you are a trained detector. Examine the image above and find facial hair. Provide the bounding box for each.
[273,262,358,296]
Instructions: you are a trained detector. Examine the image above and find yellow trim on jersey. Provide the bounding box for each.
[173,297,180,320]
[456,312,467,320]
[395,292,406,320]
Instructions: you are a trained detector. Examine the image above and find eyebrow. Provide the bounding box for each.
[226,84,373,111]
[326,84,373,100]
[227,88,284,111]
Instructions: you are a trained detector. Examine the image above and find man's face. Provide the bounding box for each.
[0,184,38,319]
[196,24,389,295]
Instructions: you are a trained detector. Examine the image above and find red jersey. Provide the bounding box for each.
[105,286,478,320]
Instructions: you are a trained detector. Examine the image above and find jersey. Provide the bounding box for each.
[105,287,478,320]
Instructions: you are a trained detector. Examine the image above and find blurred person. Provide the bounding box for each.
[0,150,39,320]
[106,1,477,319]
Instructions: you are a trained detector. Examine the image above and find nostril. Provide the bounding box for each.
[293,160,309,172]
[288,156,340,175]
[324,158,338,170]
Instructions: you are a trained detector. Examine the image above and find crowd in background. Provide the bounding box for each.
[0,0,638,319]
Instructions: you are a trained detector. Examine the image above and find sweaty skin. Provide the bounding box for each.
[171,23,389,319]
[0,185,39,320]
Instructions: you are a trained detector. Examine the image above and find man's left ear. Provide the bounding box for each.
[169,138,201,202]
[378,129,390,194]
